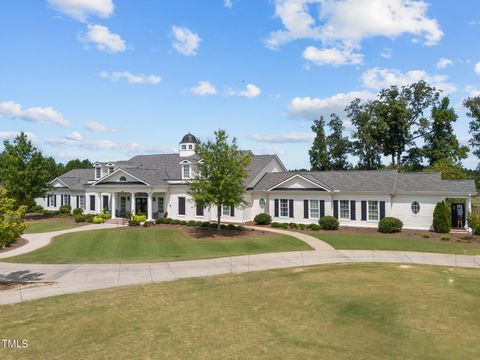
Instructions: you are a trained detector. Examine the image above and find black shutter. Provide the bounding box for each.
[76,196,79,209]
[179,197,186,215]
[47,195,50,207]
[304,200,309,219]
[361,201,367,221]
[54,195,57,207]
[60,195,64,207]
[320,200,325,218]
[380,201,386,220]
[289,199,294,218]
[350,200,356,220]
[274,199,279,217]
[333,200,338,219]
[231,206,235,217]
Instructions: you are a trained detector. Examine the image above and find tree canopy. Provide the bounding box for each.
[309,116,330,171]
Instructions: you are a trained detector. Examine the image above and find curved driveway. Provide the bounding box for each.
[0,225,479,305]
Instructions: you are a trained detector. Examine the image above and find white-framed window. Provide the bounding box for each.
[188,144,193,150]
[182,164,191,179]
[79,195,85,209]
[196,203,204,216]
[108,167,115,174]
[411,201,420,214]
[309,200,320,218]
[280,199,289,217]
[259,198,266,210]
[181,144,187,150]
[62,194,71,206]
[222,205,231,216]
[95,167,101,179]
[340,200,350,219]
[158,197,164,214]
[368,201,379,221]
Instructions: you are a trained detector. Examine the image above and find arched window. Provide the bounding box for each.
[411,201,420,214]
[259,198,266,209]
[119,176,127,182]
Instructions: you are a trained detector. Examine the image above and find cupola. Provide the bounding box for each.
[179,132,197,157]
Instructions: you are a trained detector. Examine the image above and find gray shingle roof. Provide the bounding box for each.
[57,169,95,190]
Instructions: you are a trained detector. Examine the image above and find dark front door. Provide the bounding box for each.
[136,197,148,215]
[102,195,109,212]
[451,203,465,228]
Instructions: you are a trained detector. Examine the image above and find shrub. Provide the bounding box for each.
[308,223,321,231]
[100,212,112,220]
[129,219,140,226]
[155,217,165,224]
[254,213,272,225]
[74,214,86,223]
[289,223,298,229]
[163,218,173,224]
[378,217,403,233]
[433,201,451,233]
[172,219,181,225]
[422,233,430,238]
[92,216,104,224]
[467,209,480,230]
[236,225,245,231]
[227,224,237,230]
[134,215,147,223]
[271,222,280,228]
[85,214,94,223]
[195,221,203,227]
[42,209,59,216]
[441,236,450,241]
[59,204,72,215]
[179,220,188,225]
[30,204,43,213]
[143,220,155,227]
[319,216,339,230]
[72,208,83,216]
[298,224,306,231]
[0,189,27,247]
[474,225,480,236]
[209,222,218,228]
[201,221,211,228]
[279,223,289,229]
[187,220,197,227]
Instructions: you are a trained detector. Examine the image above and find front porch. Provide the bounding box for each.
[98,191,167,220]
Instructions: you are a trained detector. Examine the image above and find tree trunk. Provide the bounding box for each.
[391,154,395,166]
[396,152,401,167]
[217,205,221,233]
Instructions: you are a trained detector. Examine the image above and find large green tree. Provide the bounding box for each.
[64,159,93,173]
[0,132,51,207]
[464,96,480,163]
[326,114,351,170]
[188,130,252,232]
[309,116,330,171]
[423,97,469,166]
[345,99,382,170]
[0,188,27,247]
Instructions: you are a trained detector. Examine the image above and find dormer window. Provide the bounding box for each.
[188,144,193,150]
[108,167,115,174]
[95,167,101,179]
[182,164,191,179]
[181,144,187,150]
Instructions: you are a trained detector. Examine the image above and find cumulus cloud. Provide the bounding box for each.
[465,85,480,98]
[224,0,233,9]
[85,121,116,133]
[287,91,376,119]
[80,24,126,53]
[436,57,453,69]
[303,46,363,66]
[361,67,456,93]
[47,0,114,22]
[475,62,480,76]
[171,26,201,56]
[190,81,217,96]
[0,100,69,127]
[256,146,286,155]
[99,71,161,84]
[249,132,314,143]
[227,83,262,98]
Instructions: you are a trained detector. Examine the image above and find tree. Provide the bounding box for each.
[425,159,470,180]
[326,114,351,170]
[0,132,51,208]
[64,159,93,173]
[464,96,480,163]
[0,188,27,247]
[423,97,469,166]
[345,99,382,170]
[188,130,252,232]
[309,116,330,171]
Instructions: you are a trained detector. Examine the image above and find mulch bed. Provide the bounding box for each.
[25,216,77,225]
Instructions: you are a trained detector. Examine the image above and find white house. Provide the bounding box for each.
[36,133,477,231]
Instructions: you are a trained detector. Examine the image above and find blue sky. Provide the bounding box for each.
[0,0,479,169]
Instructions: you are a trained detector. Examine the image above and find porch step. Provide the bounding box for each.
[105,218,128,226]
[450,229,469,234]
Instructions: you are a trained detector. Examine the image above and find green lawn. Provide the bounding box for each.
[313,232,480,254]
[24,220,81,234]
[2,263,480,359]
[8,227,311,263]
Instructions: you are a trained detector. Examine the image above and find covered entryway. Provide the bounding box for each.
[451,202,466,229]
[135,195,148,215]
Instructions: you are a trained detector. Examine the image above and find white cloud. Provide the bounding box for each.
[65,131,83,141]
[465,85,480,98]
[80,24,126,53]
[0,131,36,141]
[47,0,114,22]
[227,83,262,98]
[287,90,376,119]
[85,121,116,133]
[380,47,392,58]
[361,67,456,93]
[224,0,233,9]
[99,71,161,84]
[475,62,480,76]
[190,81,217,96]
[256,146,286,155]
[249,132,314,143]
[171,26,201,56]
[0,100,69,127]
[266,0,443,49]
[436,57,453,69]
[303,46,363,66]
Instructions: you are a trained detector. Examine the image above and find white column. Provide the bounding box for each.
[97,193,102,214]
[466,195,472,229]
[131,192,136,215]
[111,192,116,219]
[147,193,153,220]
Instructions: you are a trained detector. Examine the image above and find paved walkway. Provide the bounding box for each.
[0,225,479,305]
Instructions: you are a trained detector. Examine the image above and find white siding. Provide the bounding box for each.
[391,194,446,230]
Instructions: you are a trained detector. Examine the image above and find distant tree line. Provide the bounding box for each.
[308,81,480,187]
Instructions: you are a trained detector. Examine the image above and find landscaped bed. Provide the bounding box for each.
[1,263,480,359]
[24,219,83,234]
[6,226,311,263]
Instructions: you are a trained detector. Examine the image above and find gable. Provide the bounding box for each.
[268,174,329,191]
[93,169,148,186]
[50,178,69,188]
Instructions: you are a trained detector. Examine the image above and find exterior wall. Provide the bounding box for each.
[37,189,85,211]
[332,194,391,228]
[391,194,446,230]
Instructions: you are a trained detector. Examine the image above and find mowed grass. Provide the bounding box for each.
[313,232,480,254]
[7,227,311,263]
[24,220,81,234]
[2,264,480,359]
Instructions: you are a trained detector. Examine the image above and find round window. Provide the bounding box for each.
[411,201,420,214]
[259,198,266,209]
[119,176,127,182]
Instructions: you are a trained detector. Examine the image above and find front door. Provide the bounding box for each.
[135,197,148,215]
[451,203,465,228]
[120,197,127,217]
[102,195,109,212]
